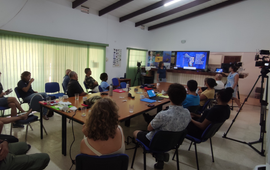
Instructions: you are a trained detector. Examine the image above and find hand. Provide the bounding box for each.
[30,78,35,83]
[0,141,9,161]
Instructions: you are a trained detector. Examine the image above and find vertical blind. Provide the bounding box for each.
[0,34,105,100]
[126,48,147,86]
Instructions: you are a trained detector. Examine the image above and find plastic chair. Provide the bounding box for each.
[45,82,65,98]
[112,78,120,89]
[98,86,103,92]
[76,153,129,170]
[10,115,48,142]
[182,122,225,170]
[131,130,187,170]
[0,106,9,117]
[120,82,126,88]
[84,81,97,94]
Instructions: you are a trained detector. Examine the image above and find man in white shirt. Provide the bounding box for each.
[214,74,225,90]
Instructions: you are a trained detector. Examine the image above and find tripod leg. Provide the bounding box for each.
[223,75,261,138]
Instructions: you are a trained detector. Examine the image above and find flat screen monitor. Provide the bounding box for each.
[215,68,223,73]
[176,51,209,71]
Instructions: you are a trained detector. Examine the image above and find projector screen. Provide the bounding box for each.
[176,51,209,71]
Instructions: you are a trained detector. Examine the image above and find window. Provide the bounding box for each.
[126,48,147,86]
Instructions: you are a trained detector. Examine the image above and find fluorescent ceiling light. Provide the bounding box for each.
[164,0,182,7]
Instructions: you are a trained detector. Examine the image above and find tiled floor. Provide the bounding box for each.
[2,101,266,170]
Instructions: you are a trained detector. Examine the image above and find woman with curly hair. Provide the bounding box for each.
[80,97,125,155]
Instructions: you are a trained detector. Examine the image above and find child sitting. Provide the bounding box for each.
[100,73,110,92]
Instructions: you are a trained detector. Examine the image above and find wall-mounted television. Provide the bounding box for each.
[176,51,209,71]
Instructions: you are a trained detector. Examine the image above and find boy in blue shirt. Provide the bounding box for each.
[182,80,200,108]
[100,73,109,92]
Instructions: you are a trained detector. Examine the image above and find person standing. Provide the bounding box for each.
[84,68,99,92]
[62,69,71,94]
[225,65,241,109]
[17,71,49,120]
[157,62,167,82]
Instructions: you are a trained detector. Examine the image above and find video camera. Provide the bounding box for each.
[137,61,142,67]
[255,50,270,67]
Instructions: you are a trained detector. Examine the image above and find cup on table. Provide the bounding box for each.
[46,96,51,104]
[59,96,63,102]
[63,95,68,99]
[75,93,79,100]
[157,83,160,86]
[81,107,87,117]
[129,104,134,113]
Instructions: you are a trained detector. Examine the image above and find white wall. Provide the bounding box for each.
[0,0,150,84]
[148,0,270,52]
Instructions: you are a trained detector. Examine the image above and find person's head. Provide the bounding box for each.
[229,65,238,72]
[204,78,208,85]
[216,87,234,104]
[65,69,71,75]
[215,74,222,81]
[85,68,91,76]
[100,73,108,82]
[187,80,198,92]
[159,61,164,68]
[206,78,217,88]
[21,71,31,82]
[69,71,78,80]
[167,83,186,105]
[84,97,119,141]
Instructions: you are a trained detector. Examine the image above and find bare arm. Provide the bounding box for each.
[0,92,6,98]
[232,74,239,89]
[200,94,207,101]
[147,123,154,131]
[191,118,211,130]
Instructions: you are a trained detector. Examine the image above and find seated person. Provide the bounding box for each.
[67,71,87,97]
[0,121,50,170]
[214,74,225,90]
[133,83,191,169]
[17,71,49,120]
[187,88,233,138]
[182,80,200,108]
[84,68,99,92]
[198,78,217,107]
[100,73,110,92]
[80,97,125,156]
[62,69,71,93]
[0,71,30,127]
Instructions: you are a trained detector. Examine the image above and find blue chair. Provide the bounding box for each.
[120,82,126,88]
[196,99,213,115]
[98,86,103,92]
[0,106,9,117]
[45,82,65,98]
[14,87,26,104]
[182,122,225,170]
[112,78,120,89]
[76,153,129,170]
[131,130,187,170]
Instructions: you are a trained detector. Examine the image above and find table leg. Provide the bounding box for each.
[62,115,67,156]
[40,105,43,139]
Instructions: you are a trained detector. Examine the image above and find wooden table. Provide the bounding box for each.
[39,82,171,156]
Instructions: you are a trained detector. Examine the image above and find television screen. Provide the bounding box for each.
[176,51,209,71]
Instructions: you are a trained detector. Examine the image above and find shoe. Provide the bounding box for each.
[153,153,169,162]
[13,123,24,128]
[43,115,49,120]
[154,161,164,169]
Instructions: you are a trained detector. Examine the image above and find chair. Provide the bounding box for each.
[83,81,97,94]
[112,78,120,89]
[184,122,225,170]
[10,115,48,142]
[0,106,9,117]
[45,82,65,98]
[76,153,129,170]
[131,130,187,170]
[120,82,126,88]
[98,86,103,92]
[14,87,26,104]
[196,99,213,115]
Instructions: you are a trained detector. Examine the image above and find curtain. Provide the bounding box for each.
[0,34,105,112]
[126,49,147,86]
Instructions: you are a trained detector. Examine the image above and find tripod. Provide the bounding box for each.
[222,67,269,156]
[133,66,143,86]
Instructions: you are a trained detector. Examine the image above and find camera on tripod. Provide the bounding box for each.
[255,50,270,67]
[137,61,142,68]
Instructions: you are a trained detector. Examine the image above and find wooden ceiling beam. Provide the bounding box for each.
[99,0,134,16]
[72,0,88,9]
[148,0,245,30]
[135,0,210,27]
[119,0,171,22]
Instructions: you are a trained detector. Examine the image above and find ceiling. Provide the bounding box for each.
[52,0,245,30]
